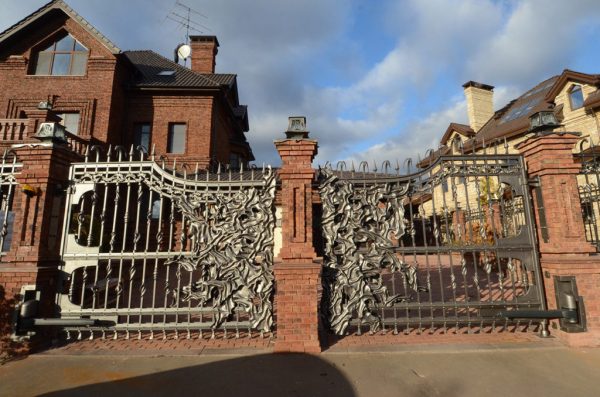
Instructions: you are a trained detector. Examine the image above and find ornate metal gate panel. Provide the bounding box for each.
[319,154,545,335]
[59,148,275,339]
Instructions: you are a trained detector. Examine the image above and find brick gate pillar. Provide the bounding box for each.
[273,117,321,353]
[0,131,82,350]
[518,132,600,346]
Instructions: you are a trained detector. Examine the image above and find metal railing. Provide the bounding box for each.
[58,146,276,340]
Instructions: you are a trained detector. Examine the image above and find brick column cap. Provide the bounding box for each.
[274,138,319,147]
[517,132,582,176]
[516,131,580,153]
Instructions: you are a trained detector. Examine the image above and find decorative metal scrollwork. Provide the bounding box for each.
[319,168,425,335]
[166,169,276,332]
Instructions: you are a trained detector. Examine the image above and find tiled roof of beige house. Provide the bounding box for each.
[420,69,600,169]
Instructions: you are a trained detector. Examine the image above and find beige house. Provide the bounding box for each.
[417,70,600,244]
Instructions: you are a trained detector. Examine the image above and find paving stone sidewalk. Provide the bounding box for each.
[1,343,600,397]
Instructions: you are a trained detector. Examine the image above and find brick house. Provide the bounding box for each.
[0,0,254,168]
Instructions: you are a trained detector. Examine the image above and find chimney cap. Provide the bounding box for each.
[462,81,494,91]
[189,35,220,47]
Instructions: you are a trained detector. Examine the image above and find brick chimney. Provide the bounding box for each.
[189,35,219,74]
[463,81,494,132]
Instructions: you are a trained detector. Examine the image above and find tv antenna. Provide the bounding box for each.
[167,1,211,65]
[167,1,211,43]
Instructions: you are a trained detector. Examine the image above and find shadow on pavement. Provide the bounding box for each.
[39,353,357,397]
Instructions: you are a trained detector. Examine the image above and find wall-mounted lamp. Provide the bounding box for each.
[286,116,309,139]
[34,122,67,144]
[21,184,40,197]
[529,111,560,134]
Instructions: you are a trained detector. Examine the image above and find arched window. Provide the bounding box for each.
[32,34,88,76]
[569,85,584,110]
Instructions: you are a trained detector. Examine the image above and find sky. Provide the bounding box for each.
[2,0,600,166]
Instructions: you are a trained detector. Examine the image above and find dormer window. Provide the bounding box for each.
[569,85,584,110]
[32,34,88,76]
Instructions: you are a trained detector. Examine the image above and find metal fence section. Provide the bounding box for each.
[0,150,20,253]
[576,139,600,250]
[318,152,544,336]
[59,146,276,340]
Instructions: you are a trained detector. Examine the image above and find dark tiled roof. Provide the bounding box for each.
[0,0,120,54]
[123,50,236,89]
[207,73,237,86]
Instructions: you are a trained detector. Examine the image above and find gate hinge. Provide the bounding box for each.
[527,176,541,188]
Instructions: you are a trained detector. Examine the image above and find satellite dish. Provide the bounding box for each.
[177,44,192,60]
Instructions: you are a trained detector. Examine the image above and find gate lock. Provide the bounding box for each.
[496,275,586,333]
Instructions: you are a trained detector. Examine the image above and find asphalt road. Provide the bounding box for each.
[1,345,600,396]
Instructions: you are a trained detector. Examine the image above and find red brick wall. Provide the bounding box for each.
[542,262,600,346]
[190,37,217,74]
[211,101,232,164]
[0,17,120,142]
[519,133,600,347]
[0,144,77,355]
[124,94,215,166]
[0,16,245,167]
[211,100,250,165]
[2,146,77,264]
[273,264,321,353]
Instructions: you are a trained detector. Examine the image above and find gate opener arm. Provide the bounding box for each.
[498,287,584,330]
[13,298,115,338]
[496,309,578,323]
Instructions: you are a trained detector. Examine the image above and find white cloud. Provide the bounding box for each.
[467,0,600,85]
[344,98,468,165]
[3,0,600,167]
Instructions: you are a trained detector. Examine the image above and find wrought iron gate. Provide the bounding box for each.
[319,153,545,335]
[58,147,276,339]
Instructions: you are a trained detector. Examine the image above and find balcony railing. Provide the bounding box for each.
[0,119,89,157]
[64,130,89,157]
[0,119,30,142]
